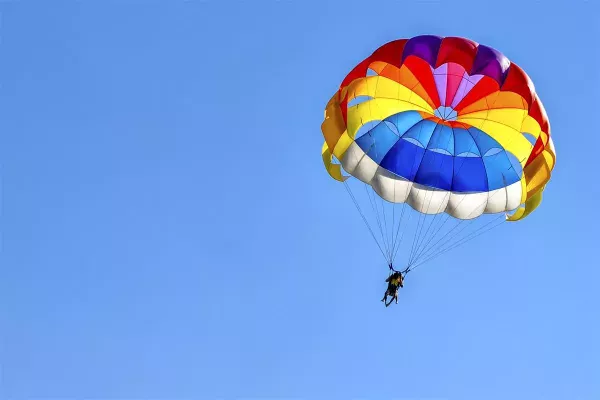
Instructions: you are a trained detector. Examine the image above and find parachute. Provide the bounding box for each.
[321,35,556,273]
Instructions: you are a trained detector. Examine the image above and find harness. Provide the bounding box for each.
[388,263,409,281]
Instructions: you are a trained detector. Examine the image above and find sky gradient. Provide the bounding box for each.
[1,1,599,399]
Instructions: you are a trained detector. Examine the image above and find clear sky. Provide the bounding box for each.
[1,1,598,399]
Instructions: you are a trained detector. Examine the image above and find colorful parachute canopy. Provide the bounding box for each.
[322,35,555,222]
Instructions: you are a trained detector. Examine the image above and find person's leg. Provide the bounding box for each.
[382,284,393,302]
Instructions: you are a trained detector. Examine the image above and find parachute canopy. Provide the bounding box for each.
[321,35,555,268]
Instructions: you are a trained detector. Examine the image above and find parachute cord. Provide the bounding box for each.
[409,208,455,266]
[411,217,477,268]
[343,181,389,263]
[409,214,506,271]
[408,192,425,263]
[410,187,506,266]
[381,195,391,259]
[390,185,408,262]
[393,202,416,263]
[408,192,427,267]
[409,193,449,266]
[391,188,396,260]
[411,218,470,267]
[365,184,390,260]
[391,202,409,263]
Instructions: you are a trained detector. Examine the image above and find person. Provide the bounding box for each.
[381,271,404,307]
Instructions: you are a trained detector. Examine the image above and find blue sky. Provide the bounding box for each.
[1,1,598,399]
